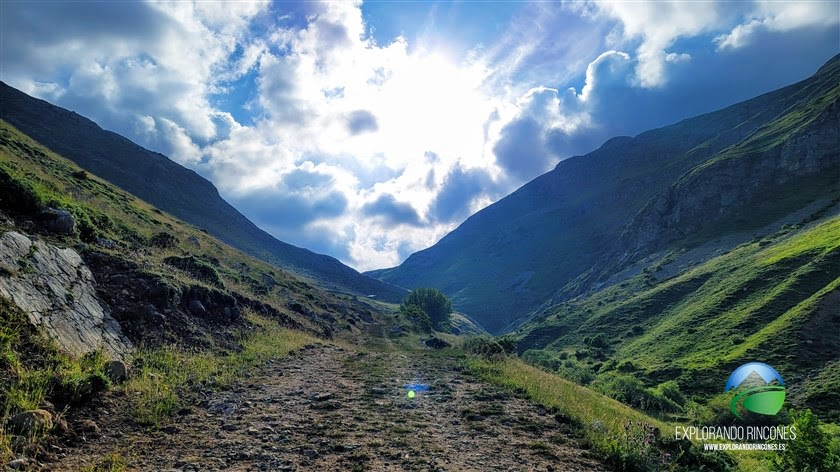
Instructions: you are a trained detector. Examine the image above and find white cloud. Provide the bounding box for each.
[590,0,721,87]
[715,1,839,50]
[3,0,833,272]
[1,0,269,159]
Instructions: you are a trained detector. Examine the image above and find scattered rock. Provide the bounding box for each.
[310,400,342,411]
[221,424,238,432]
[41,208,76,235]
[302,449,319,460]
[95,238,116,249]
[105,360,129,383]
[261,274,277,291]
[309,392,334,402]
[7,458,35,470]
[188,299,207,316]
[76,419,99,434]
[389,325,405,336]
[186,236,201,248]
[208,400,237,415]
[9,409,53,436]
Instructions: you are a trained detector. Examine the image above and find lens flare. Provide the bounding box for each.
[404,382,429,399]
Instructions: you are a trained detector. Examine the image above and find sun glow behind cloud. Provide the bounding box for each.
[2,0,837,271]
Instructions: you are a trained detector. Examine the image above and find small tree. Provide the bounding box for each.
[402,288,452,331]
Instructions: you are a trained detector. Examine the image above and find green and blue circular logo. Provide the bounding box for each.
[725,362,785,420]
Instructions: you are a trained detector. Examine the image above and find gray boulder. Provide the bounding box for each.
[9,409,52,436]
[41,208,76,235]
[105,360,129,383]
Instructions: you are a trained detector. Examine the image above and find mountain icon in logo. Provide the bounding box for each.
[725,362,785,420]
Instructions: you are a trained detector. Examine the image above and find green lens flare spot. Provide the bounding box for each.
[408,390,416,399]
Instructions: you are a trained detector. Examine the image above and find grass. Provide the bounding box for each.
[78,451,129,472]
[0,119,381,340]
[515,213,840,421]
[122,311,314,426]
[1,298,111,464]
[465,355,734,471]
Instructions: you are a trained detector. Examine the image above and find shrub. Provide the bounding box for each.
[654,380,687,407]
[163,255,223,288]
[402,288,452,331]
[150,232,178,249]
[496,335,518,355]
[593,374,681,415]
[400,304,432,333]
[464,337,506,359]
[771,409,840,472]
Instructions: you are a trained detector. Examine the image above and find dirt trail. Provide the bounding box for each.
[53,345,605,471]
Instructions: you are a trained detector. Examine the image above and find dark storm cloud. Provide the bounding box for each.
[362,194,422,226]
[428,166,496,223]
[346,110,379,135]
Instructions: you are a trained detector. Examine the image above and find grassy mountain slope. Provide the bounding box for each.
[0,119,385,344]
[515,212,840,421]
[368,53,840,333]
[0,82,405,302]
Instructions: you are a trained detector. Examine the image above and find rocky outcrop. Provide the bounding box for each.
[616,96,840,265]
[0,231,132,360]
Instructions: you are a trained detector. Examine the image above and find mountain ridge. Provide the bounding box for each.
[367,53,840,333]
[0,82,406,302]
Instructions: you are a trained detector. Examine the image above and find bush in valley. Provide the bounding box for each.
[400,304,432,333]
[522,349,594,384]
[495,335,518,355]
[652,380,687,407]
[464,337,506,359]
[592,373,682,415]
[771,409,840,472]
[163,255,224,288]
[401,288,452,331]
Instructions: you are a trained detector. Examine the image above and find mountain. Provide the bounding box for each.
[0,82,405,302]
[367,53,840,334]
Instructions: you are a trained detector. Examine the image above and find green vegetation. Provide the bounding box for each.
[124,312,313,426]
[465,356,732,471]
[1,298,111,463]
[771,409,840,472]
[79,451,129,472]
[399,304,432,333]
[402,288,453,331]
[516,215,840,422]
[163,255,224,288]
[0,119,376,340]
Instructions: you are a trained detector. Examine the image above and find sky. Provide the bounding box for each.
[2,0,838,272]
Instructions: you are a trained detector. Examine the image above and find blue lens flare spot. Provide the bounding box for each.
[404,382,429,399]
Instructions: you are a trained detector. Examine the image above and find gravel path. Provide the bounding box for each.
[53,345,605,471]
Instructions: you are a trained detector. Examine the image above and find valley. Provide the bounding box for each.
[1,47,838,472]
